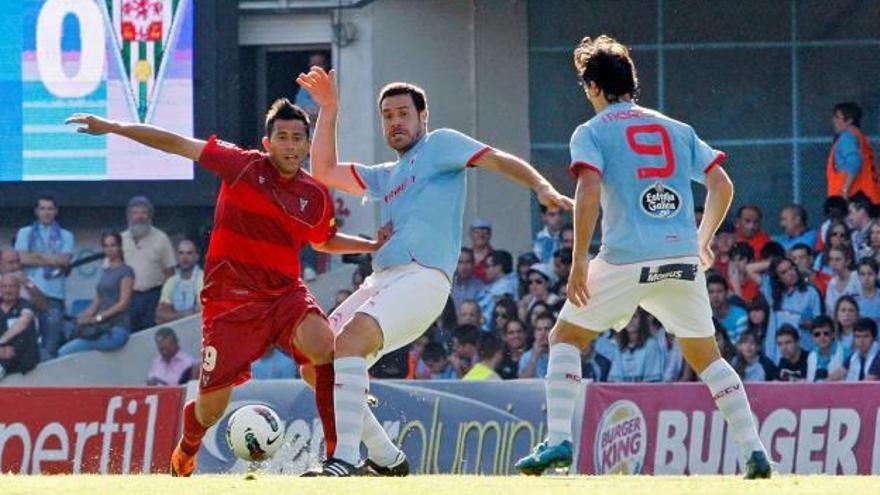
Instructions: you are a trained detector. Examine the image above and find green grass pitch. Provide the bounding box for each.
[1,474,877,495]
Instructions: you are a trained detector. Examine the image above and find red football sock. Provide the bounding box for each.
[180,400,209,456]
[314,363,337,457]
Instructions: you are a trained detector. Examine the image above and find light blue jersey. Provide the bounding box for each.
[351,129,490,280]
[569,102,725,264]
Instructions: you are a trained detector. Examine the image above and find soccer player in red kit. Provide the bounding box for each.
[66,100,384,476]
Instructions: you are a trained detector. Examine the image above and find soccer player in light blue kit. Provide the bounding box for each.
[297,67,572,476]
[514,35,771,479]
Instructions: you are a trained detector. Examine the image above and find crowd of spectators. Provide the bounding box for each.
[0,194,205,380]
[2,102,877,384]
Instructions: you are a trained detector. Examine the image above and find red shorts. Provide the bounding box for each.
[198,286,325,393]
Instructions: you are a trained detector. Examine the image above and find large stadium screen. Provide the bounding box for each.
[0,0,194,182]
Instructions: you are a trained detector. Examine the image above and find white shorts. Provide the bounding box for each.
[557,256,714,339]
[328,262,450,365]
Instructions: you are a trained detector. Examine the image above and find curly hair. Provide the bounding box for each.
[573,35,639,102]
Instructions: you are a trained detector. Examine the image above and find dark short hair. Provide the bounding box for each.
[736,205,762,221]
[35,193,57,209]
[824,196,848,218]
[849,193,873,215]
[460,247,474,259]
[477,332,503,360]
[574,35,639,102]
[454,324,480,346]
[378,82,428,113]
[422,342,447,362]
[811,315,835,331]
[534,313,556,328]
[760,241,786,261]
[489,250,513,274]
[554,248,573,265]
[834,102,863,127]
[855,317,878,339]
[717,221,735,234]
[776,324,799,342]
[155,327,178,344]
[561,223,574,234]
[706,273,729,291]
[730,242,755,261]
[265,98,310,138]
[790,243,813,256]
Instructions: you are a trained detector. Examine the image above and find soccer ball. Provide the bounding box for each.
[225,404,285,462]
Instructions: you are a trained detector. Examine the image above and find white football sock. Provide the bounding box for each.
[699,358,767,460]
[545,343,582,446]
[362,408,400,466]
[333,357,368,465]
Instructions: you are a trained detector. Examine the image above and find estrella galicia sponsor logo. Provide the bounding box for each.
[640,182,681,218]
[638,263,698,284]
[594,400,647,474]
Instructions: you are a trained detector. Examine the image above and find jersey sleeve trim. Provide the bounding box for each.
[198,134,218,162]
[569,161,603,180]
[466,146,493,168]
[703,152,728,174]
[347,164,367,190]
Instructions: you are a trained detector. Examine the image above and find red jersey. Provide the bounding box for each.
[736,229,770,261]
[198,136,336,300]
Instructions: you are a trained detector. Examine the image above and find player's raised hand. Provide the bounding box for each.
[536,184,575,211]
[567,258,590,308]
[65,114,116,135]
[296,67,338,108]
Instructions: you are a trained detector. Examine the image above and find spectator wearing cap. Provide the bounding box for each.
[847,194,874,259]
[463,332,503,381]
[517,263,559,322]
[827,102,879,203]
[775,204,817,252]
[122,196,176,331]
[707,274,748,344]
[816,196,848,252]
[0,273,40,380]
[712,221,736,275]
[146,327,195,386]
[519,313,553,378]
[13,193,74,359]
[477,250,518,328]
[469,219,494,283]
[156,240,204,325]
[452,247,485,311]
[831,318,880,382]
[806,315,844,382]
[728,242,760,304]
[776,325,808,381]
[533,205,564,264]
[734,205,770,260]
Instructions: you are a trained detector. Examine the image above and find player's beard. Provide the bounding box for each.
[129,220,151,239]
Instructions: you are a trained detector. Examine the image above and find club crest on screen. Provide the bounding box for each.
[100,0,189,123]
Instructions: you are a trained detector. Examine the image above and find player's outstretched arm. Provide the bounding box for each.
[65,114,206,161]
[312,232,383,254]
[296,67,364,196]
[567,169,602,308]
[472,149,574,211]
[698,166,735,270]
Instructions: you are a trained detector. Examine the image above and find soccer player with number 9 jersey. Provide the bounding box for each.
[514,35,772,479]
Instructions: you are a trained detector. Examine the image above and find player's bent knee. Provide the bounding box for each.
[678,336,722,374]
[336,313,382,357]
[550,319,596,350]
[293,313,335,365]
